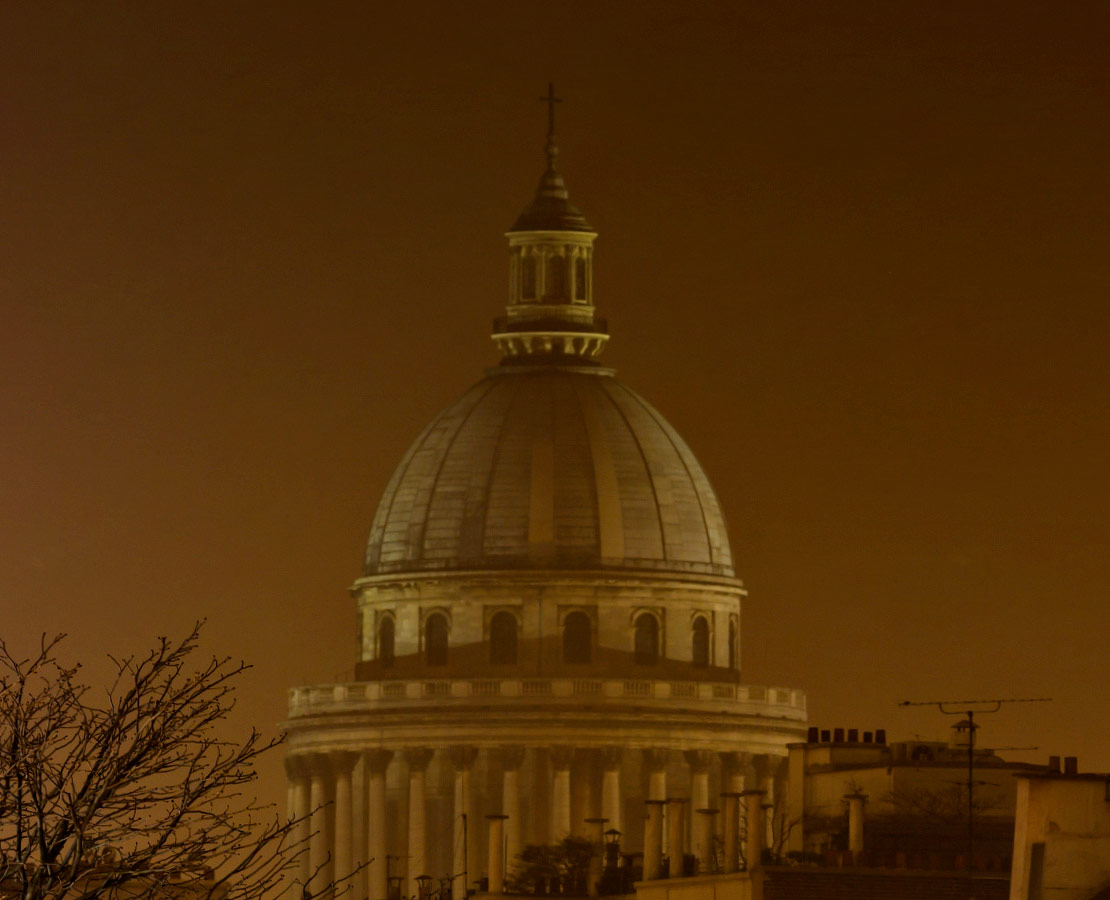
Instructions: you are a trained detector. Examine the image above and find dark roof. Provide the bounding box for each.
[508,168,593,233]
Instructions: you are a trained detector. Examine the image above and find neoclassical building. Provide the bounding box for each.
[284,104,806,899]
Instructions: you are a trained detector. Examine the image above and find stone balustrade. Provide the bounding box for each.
[287,677,806,717]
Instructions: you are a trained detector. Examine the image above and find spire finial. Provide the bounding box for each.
[540,82,562,170]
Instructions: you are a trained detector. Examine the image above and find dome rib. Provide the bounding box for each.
[612,380,726,572]
[590,377,667,565]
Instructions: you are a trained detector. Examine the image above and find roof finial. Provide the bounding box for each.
[540,82,562,170]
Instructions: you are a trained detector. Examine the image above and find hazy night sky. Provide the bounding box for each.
[3,1,1109,806]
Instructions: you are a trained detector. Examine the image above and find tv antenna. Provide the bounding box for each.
[899,697,1050,897]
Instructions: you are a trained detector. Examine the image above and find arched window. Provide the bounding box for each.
[728,619,737,671]
[425,613,448,666]
[546,255,565,299]
[489,611,518,665]
[562,611,591,664]
[634,614,659,665]
[522,257,536,300]
[692,616,709,667]
[575,258,587,300]
[378,617,395,667]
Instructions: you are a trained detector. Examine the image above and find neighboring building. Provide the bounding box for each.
[785,722,1053,865]
[282,102,806,900]
[1010,760,1110,900]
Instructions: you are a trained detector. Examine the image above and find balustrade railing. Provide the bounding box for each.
[288,677,806,716]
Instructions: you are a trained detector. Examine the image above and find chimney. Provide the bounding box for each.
[1064,756,1079,775]
[807,726,819,743]
[821,729,831,742]
[1048,755,1061,773]
[863,731,873,743]
[847,729,859,742]
[875,729,887,745]
[834,728,845,743]
[845,793,867,855]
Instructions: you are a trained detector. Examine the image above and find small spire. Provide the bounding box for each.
[541,82,562,171]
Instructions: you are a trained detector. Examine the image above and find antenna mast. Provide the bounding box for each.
[899,697,1050,898]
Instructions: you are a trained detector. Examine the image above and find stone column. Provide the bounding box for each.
[284,755,312,887]
[365,749,393,900]
[846,792,867,855]
[667,799,686,878]
[486,815,509,894]
[643,800,666,880]
[599,747,623,835]
[404,748,434,897]
[742,789,766,871]
[584,818,606,898]
[720,793,741,873]
[685,751,712,866]
[550,747,573,838]
[449,746,478,900]
[308,754,332,893]
[694,808,719,874]
[752,755,779,850]
[499,747,525,876]
[571,749,594,837]
[644,750,669,854]
[331,751,360,892]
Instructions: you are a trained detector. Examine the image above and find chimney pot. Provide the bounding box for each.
[863,731,873,743]
[1048,755,1061,773]
[807,727,819,743]
[821,730,831,742]
[847,729,859,742]
[875,729,887,745]
[1064,756,1078,775]
[834,728,845,743]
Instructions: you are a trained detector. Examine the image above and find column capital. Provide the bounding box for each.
[599,746,623,770]
[550,746,574,770]
[448,745,479,771]
[284,753,309,780]
[329,750,361,775]
[751,753,783,780]
[365,748,394,773]
[719,751,751,776]
[404,747,434,771]
[684,749,713,773]
[643,748,671,772]
[497,745,525,771]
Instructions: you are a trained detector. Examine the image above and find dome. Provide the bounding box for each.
[363,365,734,578]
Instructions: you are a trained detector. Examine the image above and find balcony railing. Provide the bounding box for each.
[287,677,806,718]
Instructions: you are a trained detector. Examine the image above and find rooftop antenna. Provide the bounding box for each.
[899,697,1050,898]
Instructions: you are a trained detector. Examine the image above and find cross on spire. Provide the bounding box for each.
[540,82,562,138]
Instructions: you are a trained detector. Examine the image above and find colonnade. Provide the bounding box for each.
[285,747,786,899]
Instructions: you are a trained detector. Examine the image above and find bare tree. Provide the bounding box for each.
[0,624,321,900]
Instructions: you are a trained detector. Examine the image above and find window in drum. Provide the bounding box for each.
[489,611,518,665]
[425,613,448,666]
[634,613,659,665]
[378,617,395,667]
[728,619,737,670]
[575,258,587,300]
[692,616,709,667]
[563,611,592,664]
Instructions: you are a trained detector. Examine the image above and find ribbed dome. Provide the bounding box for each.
[363,366,734,578]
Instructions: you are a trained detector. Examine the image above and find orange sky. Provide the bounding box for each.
[3,1,1109,808]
